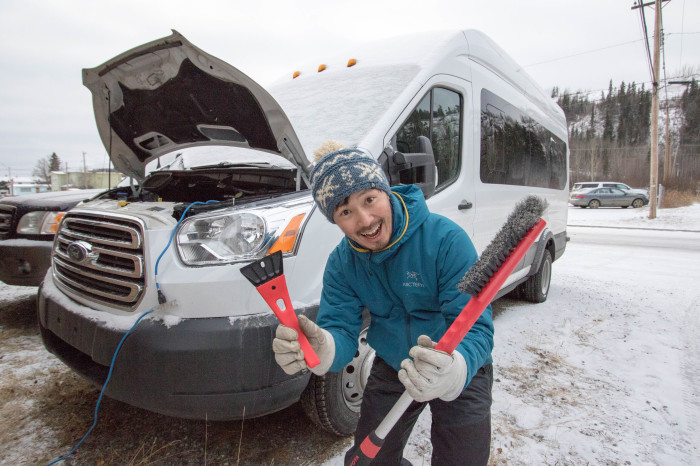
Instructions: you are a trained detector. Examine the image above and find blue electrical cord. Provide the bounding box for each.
[155,200,217,301]
[47,309,153,465]
[48,200,216,464]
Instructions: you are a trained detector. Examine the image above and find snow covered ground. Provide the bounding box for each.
[1,203,699,464]
[327,203,700,465]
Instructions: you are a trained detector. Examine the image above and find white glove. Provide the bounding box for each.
[398,335,468,402]
[272,315,335,376]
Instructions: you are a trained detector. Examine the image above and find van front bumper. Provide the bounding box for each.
[37,275,316,421]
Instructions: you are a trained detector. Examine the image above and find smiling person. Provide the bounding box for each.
[272,143,494,465]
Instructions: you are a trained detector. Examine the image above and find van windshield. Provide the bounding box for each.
[270,64,420,157]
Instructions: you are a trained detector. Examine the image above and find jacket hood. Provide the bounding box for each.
[82,30,310,182]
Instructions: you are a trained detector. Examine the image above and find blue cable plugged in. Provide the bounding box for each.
[155,200,217,303]
[48,200,216,464]
[46,309,153,465]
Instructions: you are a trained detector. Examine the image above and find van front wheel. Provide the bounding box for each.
[520,249,552,303]
[300,323,374,436]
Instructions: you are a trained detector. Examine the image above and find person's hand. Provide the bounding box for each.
[272,315,335,376]
[398,335,467,402]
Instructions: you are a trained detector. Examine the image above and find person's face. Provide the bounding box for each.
[333,189,393,251]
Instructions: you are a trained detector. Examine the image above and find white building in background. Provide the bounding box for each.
[50,170,123,191]
[0,176,50,196]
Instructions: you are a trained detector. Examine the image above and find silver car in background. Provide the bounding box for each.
[569,187,649,209]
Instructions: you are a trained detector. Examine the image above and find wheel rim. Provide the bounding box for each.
[540,255,552,296]
[340,328,375,412]
[589,200,600,208]
[632,199,643,208]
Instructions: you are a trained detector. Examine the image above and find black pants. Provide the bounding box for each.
[346,357,493,466]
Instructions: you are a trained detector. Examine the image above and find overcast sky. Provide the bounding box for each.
[0,0,698,179]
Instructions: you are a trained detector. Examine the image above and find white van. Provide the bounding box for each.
[38,29,569,435]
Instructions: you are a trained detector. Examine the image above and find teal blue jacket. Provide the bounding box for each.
[316,184,494,387]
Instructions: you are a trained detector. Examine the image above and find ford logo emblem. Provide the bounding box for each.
[66,241,96,264]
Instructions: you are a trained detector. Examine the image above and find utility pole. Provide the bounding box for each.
[648,0,661,219]
[663,103,670,185]
[632,0,669,219]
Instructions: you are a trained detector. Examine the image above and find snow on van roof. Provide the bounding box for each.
[268,30,464,156]
[269,29,564,157]
[270,64,419,158]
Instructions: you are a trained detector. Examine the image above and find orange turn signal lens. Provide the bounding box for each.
[347,58,357,67]
[267,213,306,254]
[292,71,301,79]
[318,64,326,72]
[48,212,66,233]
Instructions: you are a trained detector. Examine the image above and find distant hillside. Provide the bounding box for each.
[554,79,699,191]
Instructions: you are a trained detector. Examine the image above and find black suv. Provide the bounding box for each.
[0,190,102,286]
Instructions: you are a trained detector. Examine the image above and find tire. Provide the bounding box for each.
[520,249,553,303]
[621,206,629,209]
[632,198,644,208]
[588,199,601,209]
[301,317,375,436]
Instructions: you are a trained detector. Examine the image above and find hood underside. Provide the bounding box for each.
[83,30,310,182]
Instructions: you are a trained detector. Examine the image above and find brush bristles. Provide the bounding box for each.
[458,195,547,297]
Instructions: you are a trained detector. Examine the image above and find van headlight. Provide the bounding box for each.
[175,200,313,265]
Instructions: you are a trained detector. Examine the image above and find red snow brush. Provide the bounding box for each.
[346,195,548,465]
[241,251,320,369]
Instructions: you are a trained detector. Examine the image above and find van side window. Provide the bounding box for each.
[480,89,567,189]
[395,87,462,189]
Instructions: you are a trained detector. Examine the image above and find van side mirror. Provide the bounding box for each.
[379,135,437,199]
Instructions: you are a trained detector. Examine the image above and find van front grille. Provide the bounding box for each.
[52,212,145,311]
[0,205,16,238]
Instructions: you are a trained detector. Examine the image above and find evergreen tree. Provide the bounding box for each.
[602,107,614,141]
[49,152,61,172]
[588,102,596,139]
[680,78,700,145]
[617,81,629,144]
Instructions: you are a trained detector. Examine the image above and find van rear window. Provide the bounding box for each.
[480,89,567,189]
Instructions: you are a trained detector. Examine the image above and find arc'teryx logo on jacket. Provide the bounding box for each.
[402,271,425,288]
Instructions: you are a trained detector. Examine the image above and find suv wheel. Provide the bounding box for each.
[520,249,552,303]
[301,320,374,436]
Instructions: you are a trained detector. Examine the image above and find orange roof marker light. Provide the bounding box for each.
[347,58,357,67]
[318,64,327,72]
[292,71,301,79]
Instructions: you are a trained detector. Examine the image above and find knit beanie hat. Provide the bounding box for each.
[310,147,391,223]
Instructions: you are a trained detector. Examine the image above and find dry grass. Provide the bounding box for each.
[0,283,351,465]
[661,189,700,208]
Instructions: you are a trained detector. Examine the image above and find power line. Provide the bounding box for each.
[679,0,685,70]
[523,39,643,67]
[636,0,656,83]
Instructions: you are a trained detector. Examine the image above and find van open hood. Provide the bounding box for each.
[82,30,310,182]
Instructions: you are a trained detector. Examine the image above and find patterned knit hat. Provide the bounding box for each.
[310,148,391,223]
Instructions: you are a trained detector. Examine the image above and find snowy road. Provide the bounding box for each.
[570,225,700,250]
